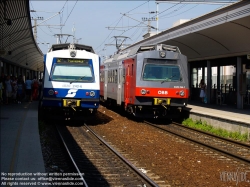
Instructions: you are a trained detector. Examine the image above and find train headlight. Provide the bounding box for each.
[90,91,95,97]
[141,89,146,95]
[180,90,185,97]
[159,51,166,58]
[48,89,54,95]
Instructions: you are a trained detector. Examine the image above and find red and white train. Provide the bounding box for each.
[100,44,189,118]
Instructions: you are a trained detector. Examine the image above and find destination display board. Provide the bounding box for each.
[56,58,89,64]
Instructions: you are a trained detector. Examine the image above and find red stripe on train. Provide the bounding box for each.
[135,87,189,98]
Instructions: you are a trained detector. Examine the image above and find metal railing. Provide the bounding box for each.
[191,84,250,105]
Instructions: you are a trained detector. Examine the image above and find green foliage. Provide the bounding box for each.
[182,118,249,142]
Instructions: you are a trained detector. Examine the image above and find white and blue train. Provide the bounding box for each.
[39,43,100,119]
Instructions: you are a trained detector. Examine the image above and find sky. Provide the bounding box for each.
[29,0,237,59]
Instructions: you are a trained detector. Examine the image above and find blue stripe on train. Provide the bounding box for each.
[42,88,100,108]
[43,88,100,99]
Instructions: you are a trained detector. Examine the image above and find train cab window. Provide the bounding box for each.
[142,62,181,82]
[51,63,93,82]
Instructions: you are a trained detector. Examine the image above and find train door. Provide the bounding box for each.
[117,66,123,105]
[125,65,130,107]
[104,70,108,100]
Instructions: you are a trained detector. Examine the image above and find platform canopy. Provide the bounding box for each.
[125,0,250,62]
[0,0,43,72]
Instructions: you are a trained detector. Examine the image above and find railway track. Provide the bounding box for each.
[144,121,250,165]
[56,124,159,187]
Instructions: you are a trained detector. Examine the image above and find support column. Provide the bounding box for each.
[22,68,25,81]
[0,61,2,75]
[13,66,16,77]
[207,60,211,104]
[17,67,20,76]
[217,66,220,90]
[10,64,13,76]
[236,57,243,109]
[3,62,6,75]
[188,62,191,98]
[20,67,23,77]
[202,67,205,81]
[7,64,10,75]
[196,68,198,87]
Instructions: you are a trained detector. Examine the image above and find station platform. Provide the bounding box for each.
[0,101,46,186]
[185,101,250,134]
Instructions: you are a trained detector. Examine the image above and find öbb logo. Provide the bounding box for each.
[66,89,78,97]
[158,90,168,95]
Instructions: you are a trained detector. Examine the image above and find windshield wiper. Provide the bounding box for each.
[161,75,176,84]
[70,76,85,84]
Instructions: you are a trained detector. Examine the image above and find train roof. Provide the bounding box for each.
[49,43,95,54]
[103,44,181,64]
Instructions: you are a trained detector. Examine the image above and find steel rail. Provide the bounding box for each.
[84,123,159,187]
[56,125,88,187]
[144,121,250,165]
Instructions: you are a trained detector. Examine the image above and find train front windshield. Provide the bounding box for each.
[142,59,181,82]
[51,58,94,82]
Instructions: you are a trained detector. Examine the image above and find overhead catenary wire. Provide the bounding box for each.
[160,4,199,19]
[30,1,70,53]
[30,2,58,36]
[63,0,78,25]
[96,16,124,53]
[112,0,199,44]
[102,0,214,54]
[159,3,188,19]
[59,0,69,33]
[95,0,150,53]
[106,1,183,49]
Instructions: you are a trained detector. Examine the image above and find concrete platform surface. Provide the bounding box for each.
[0,101,47,187]
[187,101,250,125]
[185,101,250,134]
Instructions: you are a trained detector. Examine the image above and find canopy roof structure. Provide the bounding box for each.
[123,0,250,62]
[0,0,43,72]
